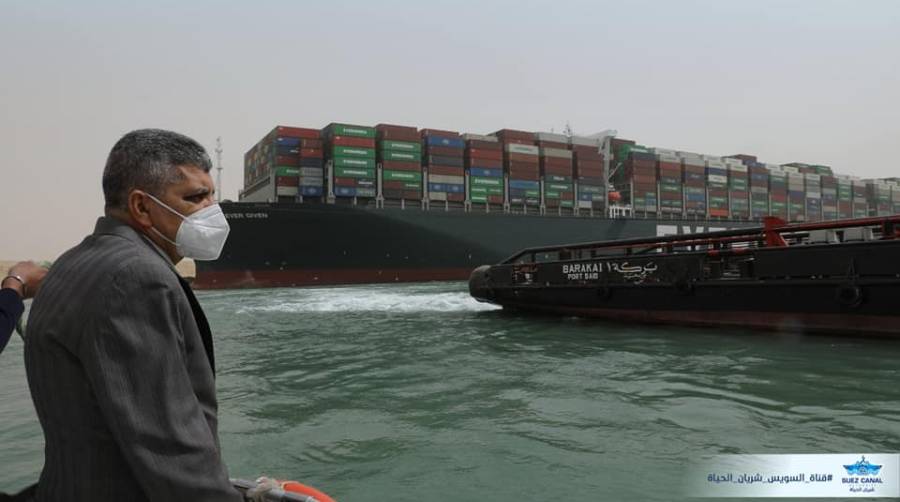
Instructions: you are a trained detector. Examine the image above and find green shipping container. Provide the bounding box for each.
[544,190,561,198]
[380,140,422,153]
[560,200,574,208]
[334,167,376,179]
[383,170,422,182]
[660,184,681,193]
[546,183,573,191]
[525,189,540,197]
[470,176,503,187]
[578,185,604,194]
[275,166,301,176]
[328,124,375,138]
[381,150,421,162]
[470,185,503,195]
[470,194,488,203]
[333,157,376,169]
[332,146,375,159]
[545,175,573,183]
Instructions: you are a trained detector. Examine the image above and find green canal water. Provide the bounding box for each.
[2,282,899,501]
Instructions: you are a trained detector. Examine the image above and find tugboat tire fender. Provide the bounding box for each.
[836,284,863,308]
[673,279,694,296]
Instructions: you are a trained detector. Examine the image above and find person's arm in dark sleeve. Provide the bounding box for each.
[0,288,25,355]
[79,263,242,502]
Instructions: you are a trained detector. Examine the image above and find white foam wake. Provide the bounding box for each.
[238,287,500,314]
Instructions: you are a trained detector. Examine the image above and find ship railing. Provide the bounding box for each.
[501,214,900,265]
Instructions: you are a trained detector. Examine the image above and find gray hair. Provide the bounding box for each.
[102,128,212,210]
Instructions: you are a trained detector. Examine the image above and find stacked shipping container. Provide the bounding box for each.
[852,180,868,218]
[865,179,892,216]
[324,123,377,199]
[724,157,749,219]
[422,128,465,203]
[535,132,575,210]
[245,126,324,199]
[680,153,707,217]
[463,133,504,206]
[748,163,770,219]
[705,157,728,218]
[820,174,838,220]
[619,146,658,214]
[569,136,604,211]
[836,176,853,219]
[653,148,683,215]
[376,124,423,201]
[766,165,788,220]
[494,129,540,208]
[804,173,822,222]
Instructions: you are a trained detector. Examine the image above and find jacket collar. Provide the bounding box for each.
[93,216,177,273]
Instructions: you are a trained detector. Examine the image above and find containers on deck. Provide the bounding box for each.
[323,123,377,199]
[463,133,504,207]
[494,129,540,208]
[535,132,574,210]
[569,136,604,211]
[422,128,465,203]
[376,124,423,201]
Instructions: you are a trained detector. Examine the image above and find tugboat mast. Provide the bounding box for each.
[215,136,224,203]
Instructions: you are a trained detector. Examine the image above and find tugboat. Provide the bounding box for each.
[469,215,900,336]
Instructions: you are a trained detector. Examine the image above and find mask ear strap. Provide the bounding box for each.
[144,192,186,220]
[150,226,178,247]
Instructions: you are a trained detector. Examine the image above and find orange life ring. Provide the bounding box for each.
[281,480,337,502]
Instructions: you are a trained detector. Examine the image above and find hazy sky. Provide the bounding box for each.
[2,0,898,259]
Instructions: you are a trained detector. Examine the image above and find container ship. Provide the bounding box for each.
[193,123,900,289]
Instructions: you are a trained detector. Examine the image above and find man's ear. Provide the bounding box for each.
[127,191,153,229]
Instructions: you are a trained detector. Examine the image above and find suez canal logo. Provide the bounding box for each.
[842,456,884,493]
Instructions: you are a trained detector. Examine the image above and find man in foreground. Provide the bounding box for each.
[25,129,243,501]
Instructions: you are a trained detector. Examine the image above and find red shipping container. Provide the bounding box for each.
[273,126,320,139]
[576,168,603,178]
[561,191,574,200]
[383,181,410,190]
[575,160,603,171]
[508,170,540,181]
[578,176,604,185]
[426,145,465,157]
[633,182,657,192]
[300,139,323,149]
[572,145,602,157]
[376,123,418,135]
[709,208,729,217]
[421,128,460,137]
[492,129,533,142]
[331,136,376,148]
[333,177,360,187]
[465,158,502,170]
[543,165,574,176]
[381,160,421,172]
[403,190,422,199]
[545,198,560,208]
[428,165,465,176]
[658,161,680,170]
[466,140,502,151]
[300,148,324,158]
[629,160,656,168]
[275,176,299,186]
[506,152,539,163]
[447,193,465,202]
[506,161,540,171]
[540,157,572,168]
[466,149,503,161]
[274,156,301,167]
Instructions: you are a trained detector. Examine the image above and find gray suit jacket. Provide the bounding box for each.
[24,217,243,502]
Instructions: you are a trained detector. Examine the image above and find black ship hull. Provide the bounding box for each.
[195,202,755,289]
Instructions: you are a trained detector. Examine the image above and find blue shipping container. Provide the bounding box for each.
[300,186,323,196]
[509,180,540,190]
[275,137,301,147]
[425,136,465,149]
[428,183,465,193]
[469,167,503,178]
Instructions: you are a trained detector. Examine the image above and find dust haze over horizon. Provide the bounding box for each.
[1,1,898,260]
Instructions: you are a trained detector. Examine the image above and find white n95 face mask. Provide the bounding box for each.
[145,193,230,261]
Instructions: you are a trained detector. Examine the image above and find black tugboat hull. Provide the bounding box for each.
[470,217,900,336]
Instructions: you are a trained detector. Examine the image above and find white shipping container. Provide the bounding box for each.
[505,143,540,155]
[462,133,497,142]
[540,147,573,159]
[650,147,679,156]
[568,135,598,147]
[705,160,726,168]
[707,174,728,184]
[577,200,593,209]
[804,173,821,182]
[534,132,568,143]
[429,174,465,184]
[428,191,448,201]
[681,157,705,167]
[299,176,324,187]
[276,186,299,197]
[727,164,748,173]
[751,186,769,194]
[781,166,799,174]
[300,167,324,178]
[656,153,681,163]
